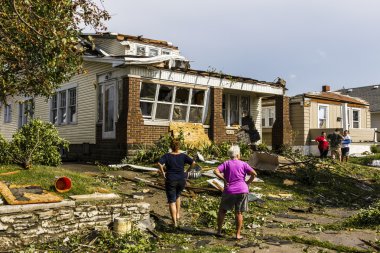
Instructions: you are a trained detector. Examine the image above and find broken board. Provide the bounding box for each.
[0,182,63,205]
[169,122,211,148]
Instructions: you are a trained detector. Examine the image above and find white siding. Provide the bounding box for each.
[0,97,22,141]
[34,61,114,144]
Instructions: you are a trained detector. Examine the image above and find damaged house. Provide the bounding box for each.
[0,33,287,162]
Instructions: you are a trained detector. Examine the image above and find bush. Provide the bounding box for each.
[0,135,12,164]
[10,119,69,169]
[344,201,380,228]
[370,144,380,154]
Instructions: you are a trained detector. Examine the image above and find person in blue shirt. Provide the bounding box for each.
[158,139,195,227]
[341,130,352,162]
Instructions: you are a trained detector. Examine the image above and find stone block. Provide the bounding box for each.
[56,213,74,221]
[0,222,8,231]
[13,223,36,230]
[37,210,55,220]
[74,212,87,218]
[87,210,99,218]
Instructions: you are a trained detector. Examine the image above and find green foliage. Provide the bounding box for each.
[257,142,270,152]
[344,201,380,229]
[0,135,12,164]
[0,0,110,103]
[126,131,186,164]
[370,144,380,153]
[10,119,69,168]
[23,229,155,252]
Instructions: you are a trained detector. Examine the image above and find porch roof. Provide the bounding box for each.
[301,91,369,106]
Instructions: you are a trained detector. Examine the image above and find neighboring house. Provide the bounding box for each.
[262,85,376,155]
[1,32,287,162]
[338,85,380,141]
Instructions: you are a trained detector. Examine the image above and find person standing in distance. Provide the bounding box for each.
[315,131,329,159]
[158,139,196,227]
[327,129,344,161]
[341,130,352,162]
[214,145,257,240]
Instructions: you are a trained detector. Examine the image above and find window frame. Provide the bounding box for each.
[318,104,329,128]
[223,94,251,127]
[262,106,275,128]
[352,108,360,129]
[4,104,12,123]
[101,81,117,139]
[139,81,207,124]
[18,99,34,128]
[50,84,78,126]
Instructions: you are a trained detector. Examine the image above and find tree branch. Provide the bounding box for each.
[12,0,46,38]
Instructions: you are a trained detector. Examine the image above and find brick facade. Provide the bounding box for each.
[210,87,235,143]
[272,96,293,151]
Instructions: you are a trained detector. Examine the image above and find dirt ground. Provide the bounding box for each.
[62,163,379,253]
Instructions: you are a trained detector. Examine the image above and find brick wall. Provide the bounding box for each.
[272,96,293,151]
[210,87,233,143]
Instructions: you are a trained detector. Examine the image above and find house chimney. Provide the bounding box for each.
[322,85,331,92]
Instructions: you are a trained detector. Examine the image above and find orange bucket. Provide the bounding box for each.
[55,177,72,193]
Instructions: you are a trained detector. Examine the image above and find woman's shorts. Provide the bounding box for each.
[219,193,248,212]
[165,179,186,203]
[341,147,350,157]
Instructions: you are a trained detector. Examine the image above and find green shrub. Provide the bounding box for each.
[10,119,69,169]
[0,135,12,164]
[370,144,380,154]
[344,201,380,228]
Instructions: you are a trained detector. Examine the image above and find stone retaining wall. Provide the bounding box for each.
[0,200,151,250]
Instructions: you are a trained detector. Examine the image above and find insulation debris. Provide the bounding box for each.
[170,122,211,148]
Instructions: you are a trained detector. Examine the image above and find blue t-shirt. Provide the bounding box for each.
[158,153,194,181]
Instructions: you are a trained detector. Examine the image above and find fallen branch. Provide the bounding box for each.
[360,239,380,251]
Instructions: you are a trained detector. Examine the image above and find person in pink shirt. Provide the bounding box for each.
[214,145,257,240]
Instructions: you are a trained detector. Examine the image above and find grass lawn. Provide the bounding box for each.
[0,164,111,198]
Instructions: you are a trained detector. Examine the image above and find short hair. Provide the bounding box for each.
[170,139,180,152]
[228,145,240,159]
[335,128,340,132]
[321,131,325,135]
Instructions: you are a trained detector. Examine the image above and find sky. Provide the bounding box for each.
[97,0,380,95]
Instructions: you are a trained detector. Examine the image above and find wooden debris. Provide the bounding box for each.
[0,171,20,176]
[69,193,120,201]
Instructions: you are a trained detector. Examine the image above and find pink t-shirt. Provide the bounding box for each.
[218,160,254,194]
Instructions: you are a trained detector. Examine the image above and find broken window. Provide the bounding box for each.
[136,46,146,56]
[149,48,159,57]
[139,82,206,123]
[162,50,170,55]
[223,94,252,126]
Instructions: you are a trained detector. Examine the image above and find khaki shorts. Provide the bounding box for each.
[219,193,248,212]
[331,147,341,157]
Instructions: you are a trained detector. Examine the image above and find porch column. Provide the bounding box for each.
[342,103,349,130]
[125,75,144,145]
[272,95,293,151]
[251,96,262,144]
[210,87,228,144]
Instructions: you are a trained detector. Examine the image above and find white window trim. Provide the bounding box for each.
[140,82,207,124]
[18,99,33,128]
[4,104,12,123]
[318,104,329,128]
[262,106,276,128]
[101,80,118,139]
[223,94,251,127]
[352,108,360,129]
[49,84,78,126]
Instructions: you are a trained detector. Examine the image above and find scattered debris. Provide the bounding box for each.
[283,179,296,186]
[134,177,154,184]
[248,193,264,202]
[170,122,212,148]
[142,188,150,193]
[267,193,293,201]
[202,170,217,178]
[55,176,72,193]
[288,206,314,213]
[197,152,205,162]
[109,164,159,172]
[0,171,20,176]
[247,223,261,229]
[206,178,224,191]
[369,160,380,167]
[69,193,120,201]
[252,186,262,191]
[355,183,374,192]
[133,194,144,200]
[0,182,62,205]
[253,177,264,183]
[360,239,380,251]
